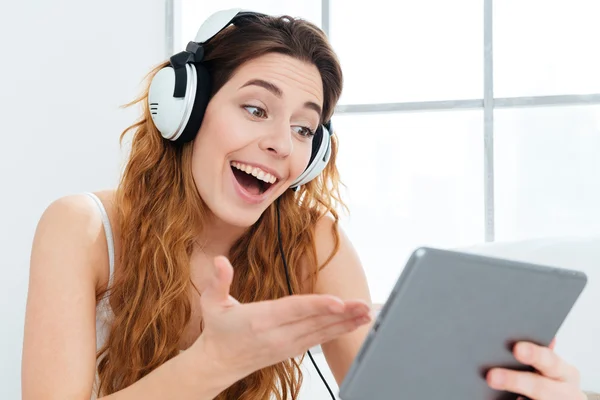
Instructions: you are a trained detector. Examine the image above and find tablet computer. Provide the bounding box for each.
[338,247,588,400]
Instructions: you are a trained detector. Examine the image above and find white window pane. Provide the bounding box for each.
[334,111,484,302]
[330,0,483,105]
[495,105,600,241]
[494,0,600,97]
[178,1,321,52]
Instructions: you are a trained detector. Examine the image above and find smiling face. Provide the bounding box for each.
[191,52,324,228]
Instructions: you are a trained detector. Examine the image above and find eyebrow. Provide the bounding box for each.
[240,78,323,120]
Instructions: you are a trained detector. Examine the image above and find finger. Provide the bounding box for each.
[487,368,570,400]
[296,314,372,352]
[280,298,370,325]
[261,294,347,326]
[549,338,556,350]
[343,301,373,318]
[513,342,575,382]
[344,299,373,316]
[285,303,371,340]
[342,299,371,308]
[202,256,235,305]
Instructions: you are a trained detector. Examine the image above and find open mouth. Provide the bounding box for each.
[230,161,278,196]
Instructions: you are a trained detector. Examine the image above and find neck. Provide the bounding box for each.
[195,215,248,258]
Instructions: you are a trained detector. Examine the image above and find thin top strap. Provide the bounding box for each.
[84,192,115,286]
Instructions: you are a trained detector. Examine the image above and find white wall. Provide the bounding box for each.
[0,1,167,398]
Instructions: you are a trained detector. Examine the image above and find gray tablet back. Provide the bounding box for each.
[339,247,587,400]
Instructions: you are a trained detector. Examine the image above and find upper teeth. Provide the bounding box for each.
[231,162,277,184]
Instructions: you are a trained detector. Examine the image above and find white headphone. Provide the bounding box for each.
[147,8,333,190]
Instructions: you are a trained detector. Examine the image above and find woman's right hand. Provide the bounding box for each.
[191,255,372,381]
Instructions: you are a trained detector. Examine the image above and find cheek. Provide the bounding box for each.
[292,142,314,177]
[190,109,250,190]
[192,128,213,167]
[190,126,223,188]
[192,114,231,166]
[190,138,210,191]
[199,106,250,154]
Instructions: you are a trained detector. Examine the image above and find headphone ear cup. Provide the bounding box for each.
[308,126,325,167]
[173,63,211,143]
[290,124,332,189]
[148,64,195,140]
[147,62,211,143]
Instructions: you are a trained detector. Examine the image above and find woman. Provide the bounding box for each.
[22,9,587,400]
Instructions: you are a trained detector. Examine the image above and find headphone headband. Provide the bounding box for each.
[192,9,266,44]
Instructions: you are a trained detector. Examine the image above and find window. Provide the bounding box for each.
[330,0,483,104]
[494,105,600,241]
[335,111,484,302]
[173,1,600,300]
[494,0,600,97]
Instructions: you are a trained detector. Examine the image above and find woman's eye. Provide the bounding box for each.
[243,105,314,137]
[293,126,316,137]
[243,105,268,119]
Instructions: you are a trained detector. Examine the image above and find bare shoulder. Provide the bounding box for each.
[311,213,371,301]
[33,189,118,292]
[308,213,373,383]
[22,189,118,399]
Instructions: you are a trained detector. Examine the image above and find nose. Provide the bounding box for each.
[258,122,292,158]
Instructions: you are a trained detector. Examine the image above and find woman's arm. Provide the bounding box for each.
[101,340,234,400]
[21,196,234,400]
[310,215,373,385]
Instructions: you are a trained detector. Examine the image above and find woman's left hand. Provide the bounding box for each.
[486,339,586,399]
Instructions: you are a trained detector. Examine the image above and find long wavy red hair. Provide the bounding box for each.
[95,14,345,399]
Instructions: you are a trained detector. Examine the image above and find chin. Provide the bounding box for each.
[212,205,265,229]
